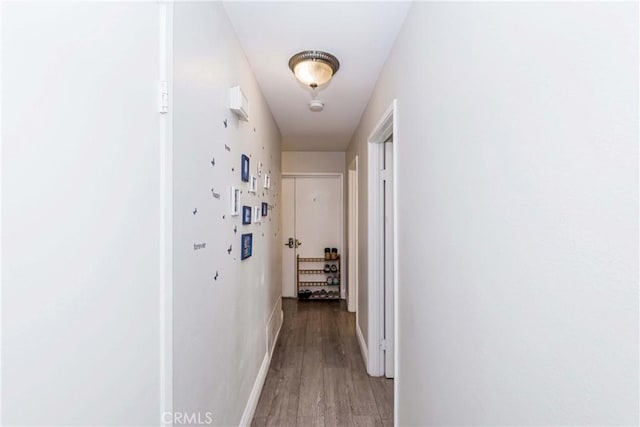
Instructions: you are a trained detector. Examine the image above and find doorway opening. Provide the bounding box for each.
[367,100,397,381]
[281,173,345,299]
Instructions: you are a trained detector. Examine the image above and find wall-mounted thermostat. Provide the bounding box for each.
[229,86,249,121]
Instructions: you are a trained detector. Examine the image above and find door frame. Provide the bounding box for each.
[367,100,397,379]
[281,173,345,298]
[347,157,358,313]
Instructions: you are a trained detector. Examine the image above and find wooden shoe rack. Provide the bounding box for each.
[297,254,340,300]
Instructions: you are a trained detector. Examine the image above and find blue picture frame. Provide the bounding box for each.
[261,202,268,217]
[241,154,250,182]
[242,205,252,224]
[241,233,253,260]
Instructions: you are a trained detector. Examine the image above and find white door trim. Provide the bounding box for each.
[347,157,359,313]
[366,100,397,378]
[281,173,345,298]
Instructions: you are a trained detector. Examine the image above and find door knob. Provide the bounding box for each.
[284,237,294,248]
[295,239,302,248]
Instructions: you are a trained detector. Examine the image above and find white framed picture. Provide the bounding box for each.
[254,206,261,223]
[249,175,258,193]
[263,174,271,189]
[230,186,240,216]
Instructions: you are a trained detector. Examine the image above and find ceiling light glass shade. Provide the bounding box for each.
[289,50,340,88]
[293,61,333,88]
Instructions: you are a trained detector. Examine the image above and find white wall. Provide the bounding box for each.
[282,151,345,174]
[172,3,282,426]
[1,2,165,425]
[347,2,638,425]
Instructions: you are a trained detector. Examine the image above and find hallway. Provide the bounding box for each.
[252,300,393,427]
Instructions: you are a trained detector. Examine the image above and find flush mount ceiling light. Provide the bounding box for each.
[288,50,340,89]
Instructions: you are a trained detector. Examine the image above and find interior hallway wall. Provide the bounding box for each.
[347,2,638,425]
[1,2,164,425]
[173,3,282,425]
[282,151,345,175]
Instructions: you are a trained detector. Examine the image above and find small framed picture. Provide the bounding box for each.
[241,233,253,260]
[261,202,268,217]
[241,154,250,182]
[253,206,261,223]
[242,205,252,224]
[263,174,271,189]
[249,175,258,193]
[230,186,240,216]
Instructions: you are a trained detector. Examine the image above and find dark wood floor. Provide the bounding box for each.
[252,298,393,427]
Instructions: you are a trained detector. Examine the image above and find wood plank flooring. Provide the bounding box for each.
[253,299,393,427]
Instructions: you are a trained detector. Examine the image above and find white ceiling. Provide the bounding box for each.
[223,1,411,152]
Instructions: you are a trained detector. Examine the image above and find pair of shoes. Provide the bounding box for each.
[330,265,338,273]
[324,264,331,273]
[330,248,338,260]
[326,277,340,285]
[324,248,331,260]
[298,290,312,300]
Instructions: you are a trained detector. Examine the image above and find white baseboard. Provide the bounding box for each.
[356,321,369,373]
[239,352,269,427]
[239,299,284,426]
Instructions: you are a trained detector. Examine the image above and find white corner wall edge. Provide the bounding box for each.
[239,299,284,427]
[356,322,369,370]
[159,2,174,425]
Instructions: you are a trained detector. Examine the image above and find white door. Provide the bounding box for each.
[281,175,343,298]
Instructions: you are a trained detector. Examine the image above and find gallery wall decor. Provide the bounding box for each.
[241,154,250,181]
[241,233,253,260]
[230,186,240,216]
[263,174,271,189]
[242,206,252,225]
[261,202,268,217]
[253,206,261,223]
[249,175,257,193]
